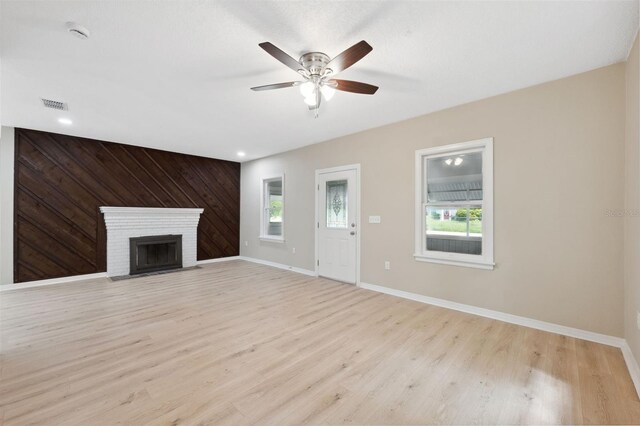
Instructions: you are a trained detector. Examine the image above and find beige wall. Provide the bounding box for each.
[241,63,626,337]
[625,33,640,364]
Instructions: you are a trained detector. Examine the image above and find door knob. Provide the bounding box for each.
[350,231,356,235]
[351,223,356,228]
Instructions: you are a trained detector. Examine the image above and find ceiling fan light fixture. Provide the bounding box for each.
[320,85,335,101]
[299,81,315,98]
[303,94,317,106]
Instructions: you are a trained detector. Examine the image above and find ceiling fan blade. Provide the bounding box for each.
[258,42,306,75]
[325,40,373,75]
[330,79,378,95]
[251,81,301,91]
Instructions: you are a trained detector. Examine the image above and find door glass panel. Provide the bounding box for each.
[326,180,348,228]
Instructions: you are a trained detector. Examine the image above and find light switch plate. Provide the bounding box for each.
[369,215,381,224]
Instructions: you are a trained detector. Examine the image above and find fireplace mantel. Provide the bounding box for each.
[100,207,204,277]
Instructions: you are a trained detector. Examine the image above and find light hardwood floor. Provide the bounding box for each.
[1,260,639,425]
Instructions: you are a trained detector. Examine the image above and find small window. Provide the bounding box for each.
[260,175,284,242]
[415,138,494,269]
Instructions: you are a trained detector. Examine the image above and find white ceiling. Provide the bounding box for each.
[1,1,638,162]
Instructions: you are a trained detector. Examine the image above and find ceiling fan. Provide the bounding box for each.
[251,40,378,117]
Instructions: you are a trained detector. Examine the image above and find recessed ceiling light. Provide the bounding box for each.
[445,158,453,165]
[237,151,246,157]
[58,118,73,125]
[454,157,463,166]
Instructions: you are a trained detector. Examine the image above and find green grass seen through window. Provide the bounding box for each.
[427,217,482,234]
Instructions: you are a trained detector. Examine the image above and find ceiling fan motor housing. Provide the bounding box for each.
[299,52,331,75]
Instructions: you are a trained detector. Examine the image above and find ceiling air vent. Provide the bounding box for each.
[42,98,68,111]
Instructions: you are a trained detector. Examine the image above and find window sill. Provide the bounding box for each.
[413,254,494,270]
[260,236,285,243]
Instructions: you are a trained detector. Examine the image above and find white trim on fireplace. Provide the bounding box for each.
[100,207,205,215]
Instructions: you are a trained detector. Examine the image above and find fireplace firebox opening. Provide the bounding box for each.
[129,234,182,275]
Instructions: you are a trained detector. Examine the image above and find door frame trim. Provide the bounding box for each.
[314,163,361,285]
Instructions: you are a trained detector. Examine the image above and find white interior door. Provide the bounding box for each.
[317,168,357,284]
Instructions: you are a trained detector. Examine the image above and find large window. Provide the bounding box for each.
[260,175,284,242]
[414,138,494,269]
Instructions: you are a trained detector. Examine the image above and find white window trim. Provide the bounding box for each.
[260,174,285,243]
[414,138,494,270]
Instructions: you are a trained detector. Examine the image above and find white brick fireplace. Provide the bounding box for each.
[100,207,204,277]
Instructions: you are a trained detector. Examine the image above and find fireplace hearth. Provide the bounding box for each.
[130,234,182,275]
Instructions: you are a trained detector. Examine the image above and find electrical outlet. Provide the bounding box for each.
[384,261,390,270]
[292,247,296,254]
[244,241,248,247]
[369,215,381,224]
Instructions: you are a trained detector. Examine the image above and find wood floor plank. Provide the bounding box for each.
[1,260,639,425]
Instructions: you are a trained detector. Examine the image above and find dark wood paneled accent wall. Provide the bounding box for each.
[14,128,240,283]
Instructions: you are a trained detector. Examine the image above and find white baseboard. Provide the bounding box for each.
[0,272,108,291]
[197,256,241,265]
[358,281,623,346]
[621,341,640,397]
[0,256,242,291]
[0,256,313,291]
[238,256,316,277]
[359,281,640,398]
